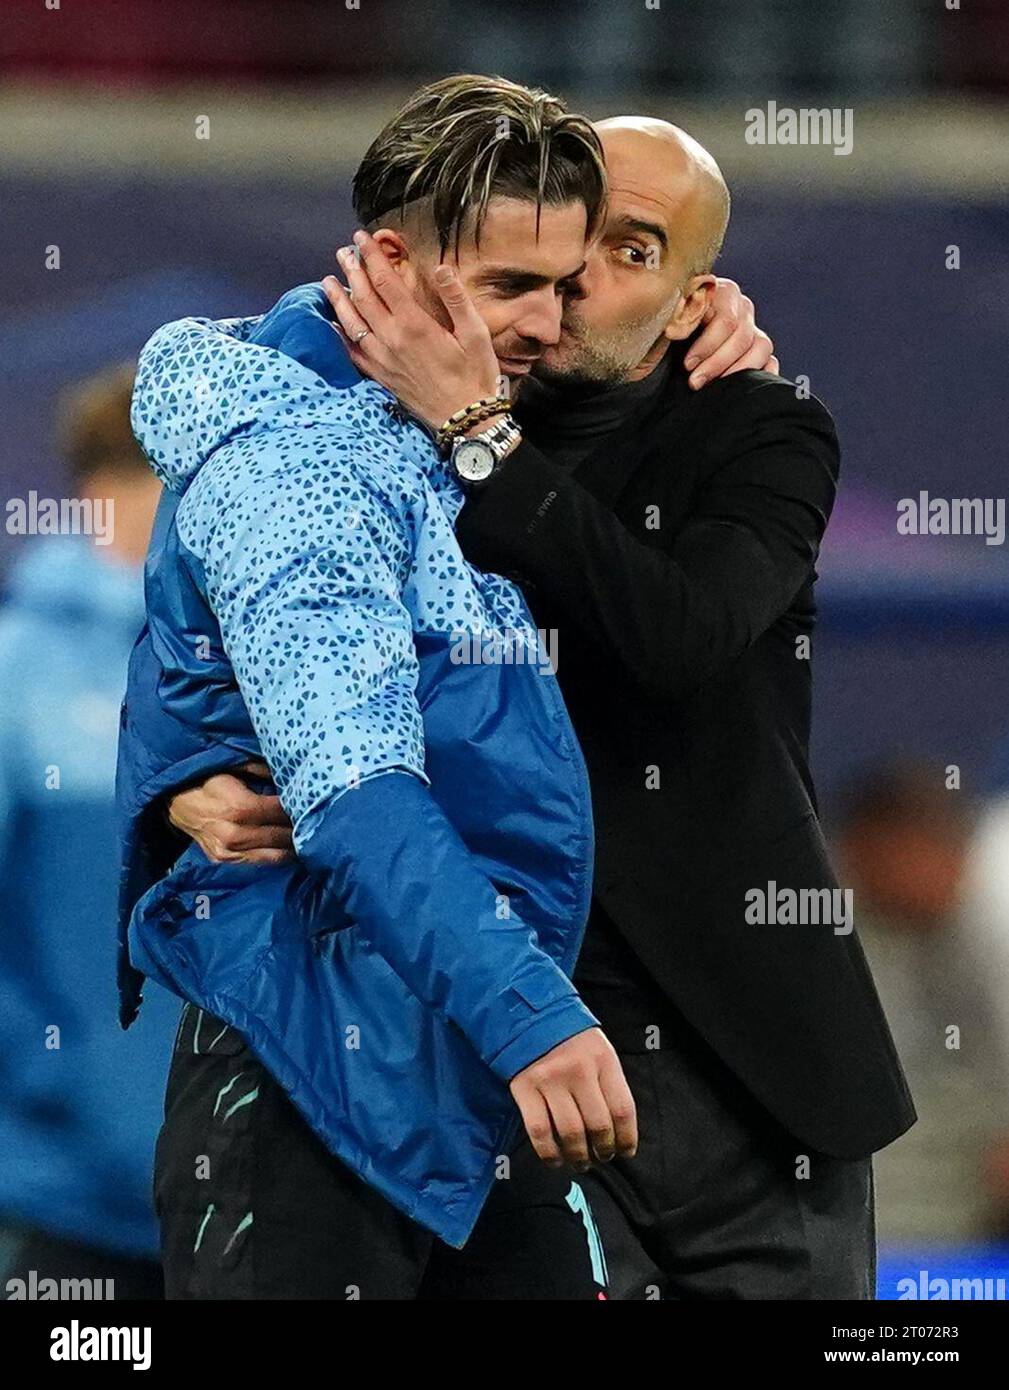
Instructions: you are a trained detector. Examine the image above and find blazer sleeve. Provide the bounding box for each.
[177,432,598,1083]
[455,376,840,702]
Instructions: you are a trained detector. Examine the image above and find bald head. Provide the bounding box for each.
[593,116,730,275]
[534,115,731,386]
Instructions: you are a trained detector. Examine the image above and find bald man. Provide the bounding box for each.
[173,112,915,1298]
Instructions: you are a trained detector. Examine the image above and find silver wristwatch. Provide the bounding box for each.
[449,414,522,491]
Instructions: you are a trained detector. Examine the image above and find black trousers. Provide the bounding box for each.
[154,1004,608,1300]
[575,954,876,1300]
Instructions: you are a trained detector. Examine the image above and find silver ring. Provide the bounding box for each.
[354,328,370,344]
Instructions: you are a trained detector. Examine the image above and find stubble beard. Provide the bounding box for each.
[534,309,664,390]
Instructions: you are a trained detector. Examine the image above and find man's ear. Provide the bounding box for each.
[663,273,716,342]
[370,228,419,291]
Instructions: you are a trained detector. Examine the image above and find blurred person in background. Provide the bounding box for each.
[836,764,1009,1244]
[0,365,178,1299]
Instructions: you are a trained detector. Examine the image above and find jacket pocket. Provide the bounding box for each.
[133,855,317,1001]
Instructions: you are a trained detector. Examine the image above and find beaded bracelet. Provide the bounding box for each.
[436,396,512,452]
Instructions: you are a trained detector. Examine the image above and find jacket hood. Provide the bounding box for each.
[131,283,386,496]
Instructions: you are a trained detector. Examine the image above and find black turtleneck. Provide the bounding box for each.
[513,347,675,475]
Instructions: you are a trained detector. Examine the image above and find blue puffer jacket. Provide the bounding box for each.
[118,284,597,1247]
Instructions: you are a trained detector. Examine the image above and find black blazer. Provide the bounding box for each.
[455,365,915,1159]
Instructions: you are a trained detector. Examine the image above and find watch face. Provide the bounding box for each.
[454,439,496,483]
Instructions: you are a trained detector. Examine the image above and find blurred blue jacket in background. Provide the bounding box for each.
[0,536,180,1258]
